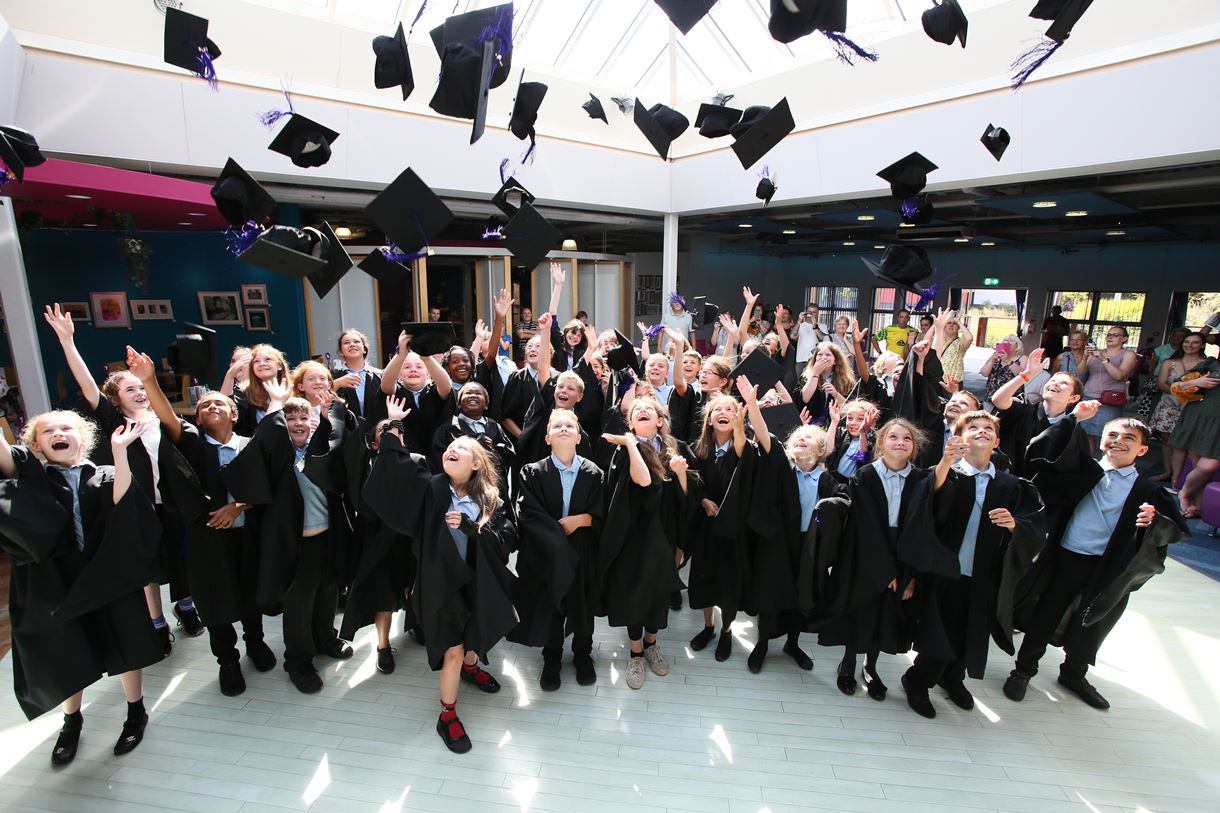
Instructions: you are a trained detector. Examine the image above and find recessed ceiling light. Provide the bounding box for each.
[782,229,796,235]
[981,241,996,246]
[954,237,970,243]
[178,221,193,226]
[1032,201,1058,208]
[334,226,353,239]
[873,245,885,249]
[188,212,208,217]
[738,223,753,228]
[81,223,97,227]
[898,223,915,228]
[1106,230,1126,236]
[856,214,875,222]
[1064,210,1088,217]
[842,241,856,247]
[66,194,92,200]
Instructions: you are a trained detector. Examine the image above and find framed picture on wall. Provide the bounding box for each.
[241,284,268,305]
[89,291,130,328]
[61,302,91,322]
[244,307,271,332]
[198,292,242,325]
[131,299,174,320]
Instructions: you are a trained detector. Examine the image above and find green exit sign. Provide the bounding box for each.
[983,277,1000,287]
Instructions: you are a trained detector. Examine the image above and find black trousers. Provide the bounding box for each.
[627,624,658,642]
[207,614,266,665]
[907,577,971,691]
[541,608,593,661]
[282,531,339,673]
[1016,549,1101,678]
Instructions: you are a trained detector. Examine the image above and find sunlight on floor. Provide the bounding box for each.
[148,671,186,714]
[508,775,538,812]
[709,723,734,764]
[0,705,81,777]
[376,786,410,813]
[303,753,331,805]
[974,698,1001,724]
[1093,610,1203,728]
[498,730,512,747]
[1075,790,1105,813]
[1178,626,1220,718]
[500,659,530,707]
[609,662,619,685]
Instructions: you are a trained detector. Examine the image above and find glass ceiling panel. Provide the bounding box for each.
[334,0,403,22]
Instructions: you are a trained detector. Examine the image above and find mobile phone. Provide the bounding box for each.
[995,341,1012,357]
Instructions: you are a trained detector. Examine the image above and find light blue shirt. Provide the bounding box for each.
[634,434,662,454]
[953,459,995,577]
[448,487,482,559]
[404,385,426,408]
[205,434,247,529]
[1061,462,1139,556]
[1046,409,1067,425]
[653,382,674,405]
[48,463,93,550]
[837,436,863,477]
[715,439,731,460]
[551,454,581,518]
[459,415,487,434]
[293,446,329,533]
[795,465,824,533]
[873,460,913,528]
[344,367,369,412]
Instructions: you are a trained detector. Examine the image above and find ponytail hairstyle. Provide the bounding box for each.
[245,344,292,410]
[448,436,501,530]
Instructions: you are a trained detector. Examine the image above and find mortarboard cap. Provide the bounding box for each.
[1041,0,1093,43]
[210,158,276,228]
[730,98,794,170]
[768,0,846,43]
[695,101,743,139]
[400,321,458,357]
[861,245,933,294]
[756,177,777,207]
[492,176,535,218]
[582,93,608,124]
[0,125,46,183]
[429,39,496,143]
[692,297,720,329]
[508,71,548,143]
[606,329,642,374]
[877,151,938,198]
[731,346,784,397]
[1029,0,1070,18]
[980,124,1010,161]
[364,167,455,256]
[761,402,802,441]
[306,222,352,299]
[503,202,561,270]
[922,0,968,48]
[372,22,414,100]
[611,96,635,115]
[267,114,339,169]
[163,7,221,75]
[238,225,329,278]
[430,3,514,90]
[358,248,409,283]
[166,321,217,383]
[633,99,690,160]
[652,0,719,35]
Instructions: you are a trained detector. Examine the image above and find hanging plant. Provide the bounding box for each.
[119,236,153,287]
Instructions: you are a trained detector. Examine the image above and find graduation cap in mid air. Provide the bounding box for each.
[730,98,794,170]
[267,113,340,169]
[695,93,743,139]
[877,151,938,199]
[166,321,218,383]
[731,346,785,398]
[372,22,414,100]
[237,225,330,278]
[0,126,46,183]
[761,402,802,441]
[400,322,459,357]
[508,71,548,155]
[163,6,221,88]
[305,221,353,299]
[210,158,276,228]
[492,176,535,219]
[364,168,455,258]
[633,99,690,160]
[1012,0,1094,89]
[430,38,497,143]
[611,96,635,115]
[358,248,409,283]
[605,329,642,375]
[861,245,934,295]
[756,171,777,207]
[981,124,1011,161]
[582,93,608,124]
[429,3,515,90]
[767,0,877,63]
[922,0,968,48]
[503,203,561,270]
[652,0,720,35]
[692,297,721,329]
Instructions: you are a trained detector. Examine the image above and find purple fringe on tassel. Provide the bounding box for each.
[823,31,879,65]
[482,225,504,239]
[1010,38,1062,90]
[476,4,515,64]
[383,241,429,263]
[521,139,536,166]
[408,0,429,32]
[668,292,687,310]
[257,83,296,128]
[499,157,511,185]
[912,274,955,313]
[901,197,921,220]
[196,50,219,91]
[643,324,665,340]
[225,221,262,256]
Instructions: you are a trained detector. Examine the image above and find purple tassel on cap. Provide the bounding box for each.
[668,292,687,310]
[643,323,665,340]
[225,221,262,256]
[196,49,219,91]
[482,225,504,239]
[1010,38,1062,90]
[257,82,296,128]
[823,31,879,65]
[408,0,429,32]
[900,196,921,220]
[498,157,511,185]
[476,4,514,65]
[912,273,955,313]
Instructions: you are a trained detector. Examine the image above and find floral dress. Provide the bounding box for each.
[1148,362,1186,434]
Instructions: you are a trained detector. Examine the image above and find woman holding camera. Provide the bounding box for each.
[1079,326,1139,452]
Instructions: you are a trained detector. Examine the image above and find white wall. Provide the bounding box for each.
[0,10,23,122]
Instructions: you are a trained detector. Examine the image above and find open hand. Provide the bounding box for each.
[263,377,290,406]
[494,288,514,318]
[386,395,411,422]
[549,261,565,287]
[111,419,148,451]
[126,346,156,382]
[1071,399,1101,422]
[737,374,759,406]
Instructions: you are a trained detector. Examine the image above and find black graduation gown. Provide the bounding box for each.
[336,366,387,429]
[994,400,1056,480]
[501,366,548,434]
[1015,414,1188,665]
[432,413,515,490]
[516,378,594,473]
[159,423,260,627]
[572,360,607,444]
[232,389,268,439]
[828,427,875,485]
[659,438,702,558]
[923,467,1045,677]
[472,357,510,424]
[687,442,755,615]
[773,458,849,632]
[550,324,586,373]
[1,448,162,719]
[598,447,683,630]
[509,456,604,646]
[361,432,518,669]
[392,381,456,458]
[667,385,704,445]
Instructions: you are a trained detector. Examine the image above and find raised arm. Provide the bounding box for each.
[774,305,792,356]
[381,331,410,395]
[718,313,740,358]
[931,307,951,357]
[44,304,101,409]
[422,352,452,400]
[127,346,182,442]
[738,375,771,453]
[636,321,651,358]
[604,433,650,487]
[738,287,760,348]
[852,320,871,383]
[991,348,1045,411]
[486,289,513,368]
[0,424,15,478]
[536,312,554,386]
[471,318,490,359]
[219,348,251,397]
[547,262,565,316]
[667,328,689,397]
[110,420,149,504]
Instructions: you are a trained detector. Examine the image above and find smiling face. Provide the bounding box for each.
[943,391,979,422]
[442,437,481,482]
[34,416,86,467]
[787,425,828,470]
[545,410,580,448]
[295,367,331,404]
[699,362,728,392]
[878,423,915,466]
[762,334,779,355]
[524,336,542,366]
[459,383,488,418]
[109,372,149,417]
[195,392,237,438]
[1099,420,1149,468]
[629,399,661,438]
[445,348,472,383]
[843,406,868,437]
[251,349,283,383]
[645,354,668,386]
[285,409,312,448]
[957,416,998,453]
[1182,334,1205,356]
[1041,372,1082,413]
[520,307,533,324]
[565,326,583,347]
[834,316,849,336]
[339,331,366,364]
[590,355,606,381]
[554,373,584,409]
[1068,331,1087,351]
[399,353,428,389]
[708,398,739,438]
[682,352,700,380]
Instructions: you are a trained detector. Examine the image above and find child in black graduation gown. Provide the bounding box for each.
[0,412,161,765]
[989,347,1084,478]
[900,410,1045,719]
[515,313,594,473]
[511,408,605,691]
[432,381,515,488]
[819,417,957,701]
[826,398,879,482]
[363,397,517,753]
[1004,405,1186,710]
[379,329,456,456]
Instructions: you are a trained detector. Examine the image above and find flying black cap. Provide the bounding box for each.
[400,321,458,357]
[692,297,721,329]
[768,0,847,43]
[503,203,561,270]
[210,158,276,227]
[357,248,409,283]
[730,98,794,170]
[861,245,933,294]
[877,151,938,198]
[267,114,340,169]
[1040,0,1093,43]
[582,93,608,124]
[756,177,777,207]
[364,167,455,256]
[731,345,784,397]
[166,321,217,383]
[0,125,46,183]
[238,225,329,278]
[611,96,635,115]
[372,22,414,100]
[922,0,968,48]
[652,0,719,35]
[695,101,743,139]
[606,329,642,374]
[306,221,353,298]
[980,124,1010,161]
[508,71,548,143]
[492,176,535,218]
[633,99,690,160]
[163,7,221,75]
[429,3,514,90]
[429,39,496,143]
[761,402,802,441]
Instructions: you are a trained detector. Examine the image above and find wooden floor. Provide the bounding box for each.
[1,557,1218,813]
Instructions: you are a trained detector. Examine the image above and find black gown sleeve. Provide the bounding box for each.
[361,431,432,537]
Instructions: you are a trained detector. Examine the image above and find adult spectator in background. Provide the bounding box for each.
[872,308,916,359]
[1079,325,1139,453]
[1171,350,1220,517]
[428,306,442,322]
[938,312,974,384]
[794,304,830,364]
[980,334,1025,401]
[1039,305,1071,357]
[514,306,539,364]
[575,310,590,326]
[660,294,694,352]
[916,314,934,342]
[1201,310,1220,343]
[1053,330,1091,379]
[1149,332,1209,483]
[829,316,855,374]
[1152,328,1188,378]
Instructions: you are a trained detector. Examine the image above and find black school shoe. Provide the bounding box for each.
[246,639,277,672]
[714,631,733,662]
[784,641,814,671]
[113,712,148,756]
[437,713,472,753]
[540,659,562,691]
[902,672,936,719]
[940,680,975,710]
[573,653,597,686]
[862,666,887,701]
[836,659,858,695]
[1003,669,1031,702]
[669,591,683,610]
[460,664,502,693]
[51,715,83,766]
[377,646,396,675]
[172,602,205,637]
[1058,670,1110,710]
[318,639,354,660]
[288,666,323,694]
[219,662,247,697]
[747,642,767,674]
[690,626,715,651]
[157,625,175,658]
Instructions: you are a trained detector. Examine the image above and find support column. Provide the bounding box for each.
[0,199,51,418]
[661,212,679,310]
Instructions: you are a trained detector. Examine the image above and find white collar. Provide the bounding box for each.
[205,433,243,452]
[874,460,912,479]
[954,458,996,478]
[1099,460,1138,478]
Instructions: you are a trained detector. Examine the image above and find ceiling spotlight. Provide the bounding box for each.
[898,222,915,228]
[738,223,752,228]
[1064,210,1088,217]
[1105,230,1126,236]
[842,241,856,247]
[81,223,97,227]
[178,221,193,226]
[981,241,996,246]
[873,244,885,249]
[953,237,970,243]
[856,214,875,222]
[782,229,797,235]
[66,194,92,200]
[1032,201,1058,208]
[188,212,208,217]
[561,238,578,251]
[334,226,353,238]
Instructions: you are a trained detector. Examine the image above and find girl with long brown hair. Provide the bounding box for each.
[235,343,292,436]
